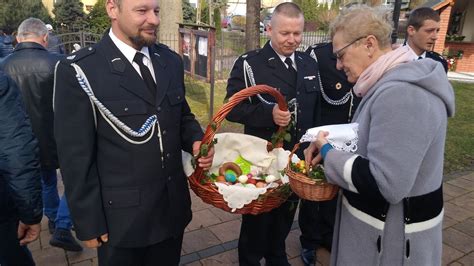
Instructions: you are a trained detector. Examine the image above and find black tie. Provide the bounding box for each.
[285,57,297,86]
[133,52,156,100]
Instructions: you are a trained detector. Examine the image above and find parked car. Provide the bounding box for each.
[227,15,265,33]
[228,15,245,32]
[262,15,272,31]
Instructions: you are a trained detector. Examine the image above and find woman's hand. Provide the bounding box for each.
[303,131,329,166]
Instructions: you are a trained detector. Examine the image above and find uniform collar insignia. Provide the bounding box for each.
[67,55,76,60]
[111,57,126,72]
[304,75,316,80]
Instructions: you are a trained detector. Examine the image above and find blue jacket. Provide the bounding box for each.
[0,72,42,225]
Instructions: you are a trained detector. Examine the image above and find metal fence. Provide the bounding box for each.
[56,31,405,82]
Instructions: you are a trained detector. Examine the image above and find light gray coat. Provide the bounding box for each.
[324,59,455,265]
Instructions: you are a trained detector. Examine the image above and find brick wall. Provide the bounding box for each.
[434,5,451,53]
[445,42,474,72]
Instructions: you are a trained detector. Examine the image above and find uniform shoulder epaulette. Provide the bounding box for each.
[63,46,96,62]
[156,43,179,57]
[427,50,445,61]
[240,49,260,60]
[310,42,330,50]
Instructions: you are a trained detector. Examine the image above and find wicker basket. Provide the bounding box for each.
[189,85,292,215]
[285,143,339,201]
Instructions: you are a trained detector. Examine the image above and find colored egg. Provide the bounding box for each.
[247,178,257,185]
[225,173,237,183]
[216,175,226,183]
[256,182,266,188]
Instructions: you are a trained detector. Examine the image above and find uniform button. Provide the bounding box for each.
[298,110,302,114]
[162,130,167,135]
[108,200,113,205]
[298,128,302,132]
[177,95,181,100]
[296,91,300,95]
[168,176,172,181]
[166,153,171,158]
[157,107,162,112]
[124,107,129,112]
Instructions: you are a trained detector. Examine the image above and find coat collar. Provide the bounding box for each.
[14,42,47,52]
[261,41,307,89]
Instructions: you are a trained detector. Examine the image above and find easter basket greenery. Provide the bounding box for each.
[285,143,339,201]
[189,85,292,215]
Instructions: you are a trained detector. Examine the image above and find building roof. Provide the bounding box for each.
[421,0,454,11]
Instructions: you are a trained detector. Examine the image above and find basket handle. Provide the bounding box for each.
[194,84,288,177]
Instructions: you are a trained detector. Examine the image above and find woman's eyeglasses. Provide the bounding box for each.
[333,36,367,61]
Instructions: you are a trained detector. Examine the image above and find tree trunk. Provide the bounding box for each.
[245,0,261,52]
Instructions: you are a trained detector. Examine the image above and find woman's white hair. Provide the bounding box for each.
[329,5,393,49]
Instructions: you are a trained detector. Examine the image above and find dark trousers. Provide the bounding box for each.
[97,234,184,266]
[238,198,298,266]
[298,197,337,251]
[0,220,35,266]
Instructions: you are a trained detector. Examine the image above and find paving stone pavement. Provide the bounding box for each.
[30,172,474,265]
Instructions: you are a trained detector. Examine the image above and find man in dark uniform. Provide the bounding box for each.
[298,42,361,265]
[406,7,448,72]
[53,0,214,264]
[225,3,322,265]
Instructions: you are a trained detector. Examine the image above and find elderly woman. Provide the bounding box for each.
[304,5,455,266]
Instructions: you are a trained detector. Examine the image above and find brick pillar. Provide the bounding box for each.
[434,5,452,53]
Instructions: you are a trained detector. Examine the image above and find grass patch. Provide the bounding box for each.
[185,76,243,133]
[444,82,474,176]
[185,79,474,176]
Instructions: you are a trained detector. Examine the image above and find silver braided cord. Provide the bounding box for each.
[71,63,159,145]
[309,49,353,106]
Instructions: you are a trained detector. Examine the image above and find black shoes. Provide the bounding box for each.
[301,248,316,266]
[49,228,83,252]
[48,220,55,234]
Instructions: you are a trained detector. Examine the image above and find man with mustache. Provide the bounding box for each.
[406,7,448,72]
[225,3,321,265]
[53,0,214,265]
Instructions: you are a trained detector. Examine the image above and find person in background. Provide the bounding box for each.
[405,7,448,72]
[0,17,82,252]
[53,0,214,264]
[298,42,361,265]
[226,3,322,265]
[0,71,42,266]
[0,29,14,59]
[45,24,65,55]
[304,5,454,265]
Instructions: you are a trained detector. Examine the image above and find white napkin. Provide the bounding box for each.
[182,133,291,211]
[299,123,359,152]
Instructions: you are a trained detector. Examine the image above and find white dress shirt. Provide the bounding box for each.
[109,29,157,82]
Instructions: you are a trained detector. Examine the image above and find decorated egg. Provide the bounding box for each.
[238,175,248,184]
[264,175,277,183]
[225,173,237,183]
[256,182,266,188]
[216,175,226,183]
[247,178,257,185]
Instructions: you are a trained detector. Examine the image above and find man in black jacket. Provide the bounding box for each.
[0,17,82,252]
[53,0,214,264]
[0,71,42,266]
[226,3,321,265]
